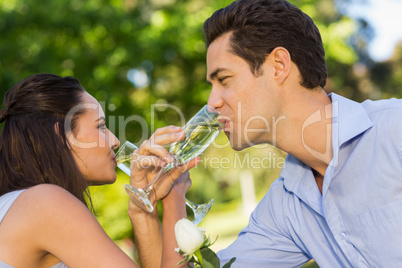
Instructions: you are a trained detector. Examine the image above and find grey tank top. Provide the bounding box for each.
[0,190,68,268]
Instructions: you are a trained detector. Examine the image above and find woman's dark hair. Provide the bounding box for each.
[0,73,91,207]
[203,0,327,89]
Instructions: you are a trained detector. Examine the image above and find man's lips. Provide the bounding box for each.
[218,118,231,131]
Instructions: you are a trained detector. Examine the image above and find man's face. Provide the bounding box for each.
[206,32,281,150]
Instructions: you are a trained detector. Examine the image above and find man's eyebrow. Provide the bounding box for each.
[207,68,227,84]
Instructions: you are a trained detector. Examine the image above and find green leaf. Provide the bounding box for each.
[177,259,186,265]
[200,247,220,268]
[194,249,204,267]
[187,255,197,264]
[222,257,236,268]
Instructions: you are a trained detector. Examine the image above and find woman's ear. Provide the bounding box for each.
[54,122,60,136]
[269,47,291,85]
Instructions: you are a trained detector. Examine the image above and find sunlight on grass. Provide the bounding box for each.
[199,208,249,252]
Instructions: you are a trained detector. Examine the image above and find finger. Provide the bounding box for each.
[171,171,192,192]
[179,171,190,181]
[151,125,182,137]
[179,172,192,192]
[135,142,174,163]
[154,170,192,200]
[138,131,186,162]
[178,156,201,173]
[165,157,201,183]
[182,174,192,193]
[150,131,185,147]
[131,155,167,170]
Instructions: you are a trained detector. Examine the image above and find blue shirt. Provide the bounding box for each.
[218,93,402,267]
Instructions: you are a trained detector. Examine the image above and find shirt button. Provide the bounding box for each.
[340,232,348,240]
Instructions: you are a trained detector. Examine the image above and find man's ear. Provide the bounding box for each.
[269,47,291,85]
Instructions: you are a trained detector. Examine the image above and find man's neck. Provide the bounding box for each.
[275,87,333,177]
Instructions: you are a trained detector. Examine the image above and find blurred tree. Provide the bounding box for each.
[335,0,402,99]
[369,41,402,98]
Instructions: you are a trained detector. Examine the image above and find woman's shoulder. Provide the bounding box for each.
[1,184,94,241]
[23,183,76,198]
[0,184,92,266]
[22,184,73,200]
[2,184,80,216]
[15,184,91,225]
[2,184,135,267]
[2,184,91,232]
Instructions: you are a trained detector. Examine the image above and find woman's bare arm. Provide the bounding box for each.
[128,126,198,267]
[0,184,138,268]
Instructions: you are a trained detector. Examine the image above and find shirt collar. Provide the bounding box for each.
[280,93,373,214]
[330,92,373,149]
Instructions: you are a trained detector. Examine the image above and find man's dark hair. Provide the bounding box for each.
[203,0,327,89]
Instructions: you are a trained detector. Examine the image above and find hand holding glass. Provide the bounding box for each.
[116,105,222,225]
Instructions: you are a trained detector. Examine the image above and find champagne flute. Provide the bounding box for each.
[116,105,222,225]
[117,141,213,225]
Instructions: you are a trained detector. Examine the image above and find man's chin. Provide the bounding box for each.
[224,131,250,151]
[228,139,248,151]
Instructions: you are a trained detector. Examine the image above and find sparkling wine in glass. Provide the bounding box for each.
[117,105,222,225]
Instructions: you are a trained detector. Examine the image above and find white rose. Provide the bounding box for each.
[175,218,205,255]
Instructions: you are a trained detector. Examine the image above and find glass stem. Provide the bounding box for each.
[142,166,166,193]
[142,161,176,193]
[185,198,198,209]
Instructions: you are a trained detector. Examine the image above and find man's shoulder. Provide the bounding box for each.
[361,98,402,126]
[260,177,291,209]
[267,177,286,197]
[361,98,402,115]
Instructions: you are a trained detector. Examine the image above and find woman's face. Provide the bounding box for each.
[68,92,120,185]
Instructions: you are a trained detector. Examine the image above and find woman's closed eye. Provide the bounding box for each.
[98,121,107,132]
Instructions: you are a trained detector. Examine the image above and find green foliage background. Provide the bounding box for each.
[1,0,401,265]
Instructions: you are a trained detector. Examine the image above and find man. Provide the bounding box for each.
[204,0,402,267]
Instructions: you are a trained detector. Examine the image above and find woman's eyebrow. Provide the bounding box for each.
[96,116,106,122]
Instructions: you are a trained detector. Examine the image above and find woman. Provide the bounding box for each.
[0,74,197,267]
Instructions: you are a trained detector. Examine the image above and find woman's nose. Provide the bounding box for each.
[109,130,120,150]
